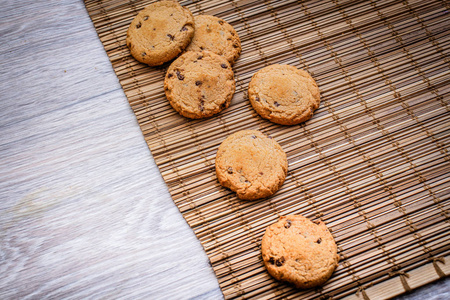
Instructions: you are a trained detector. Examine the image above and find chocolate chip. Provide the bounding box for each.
[275,256,285,266]
[143,16,148,21]
[181,26,188,32]
[274,101,280,107]
[255,97,260,102]
[199,98,205,111]
[227,167,233,174]
[221,64,227,69]
[195,81,202,86]
[197,56,203,60]
[136,22,141,29]
[141,52,146,57]
[259,172,264,175]
[284,220,292,228]
[218,20,224,25]
[251,135,257,139]
[170,13,173,16]
[200,46,204,50]
[221,102,227,109]
[168,73,173,78]
[153,28,156,31]
[167,34,174,41]
[227,38,232,41]
[176,71,184,80]
[268,257,275,265]
[231,32,235,36]
[317,238,322,244]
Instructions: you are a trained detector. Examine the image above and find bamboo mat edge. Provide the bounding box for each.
[343,255,450,299]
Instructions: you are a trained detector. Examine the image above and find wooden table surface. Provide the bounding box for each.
[0,0,448,299]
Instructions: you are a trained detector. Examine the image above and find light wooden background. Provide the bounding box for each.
[0,0,448,299]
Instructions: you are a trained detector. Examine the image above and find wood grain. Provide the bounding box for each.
[0,0,221,298]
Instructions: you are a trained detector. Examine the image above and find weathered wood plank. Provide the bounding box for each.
[0,0,221,298]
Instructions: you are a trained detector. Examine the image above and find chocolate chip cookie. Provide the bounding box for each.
[185,15,241,64]
[164,50,235,119]
[215,130,288,200]
[126,1,194,66]
[248,64,321,125]
[261,215,339,288]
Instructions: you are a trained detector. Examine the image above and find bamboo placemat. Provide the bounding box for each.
[84,0,450,298]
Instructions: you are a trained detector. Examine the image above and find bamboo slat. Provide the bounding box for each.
[84,0,450,298]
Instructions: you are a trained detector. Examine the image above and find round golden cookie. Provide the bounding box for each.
[248,64,321,125]
[215,130,288,200]
[126,1,194,66]
[185,15,241,64]
[261,215,339,289]
[164,51,235,119]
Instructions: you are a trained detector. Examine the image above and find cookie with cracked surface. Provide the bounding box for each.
[126,1,194,66]
[261,215,339,288]
[215,130,287,200]
[185,15,241,64]
[248,64,320,125]
[164,50,235,119]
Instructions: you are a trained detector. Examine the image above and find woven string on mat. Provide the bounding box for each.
[84,0,450,299]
